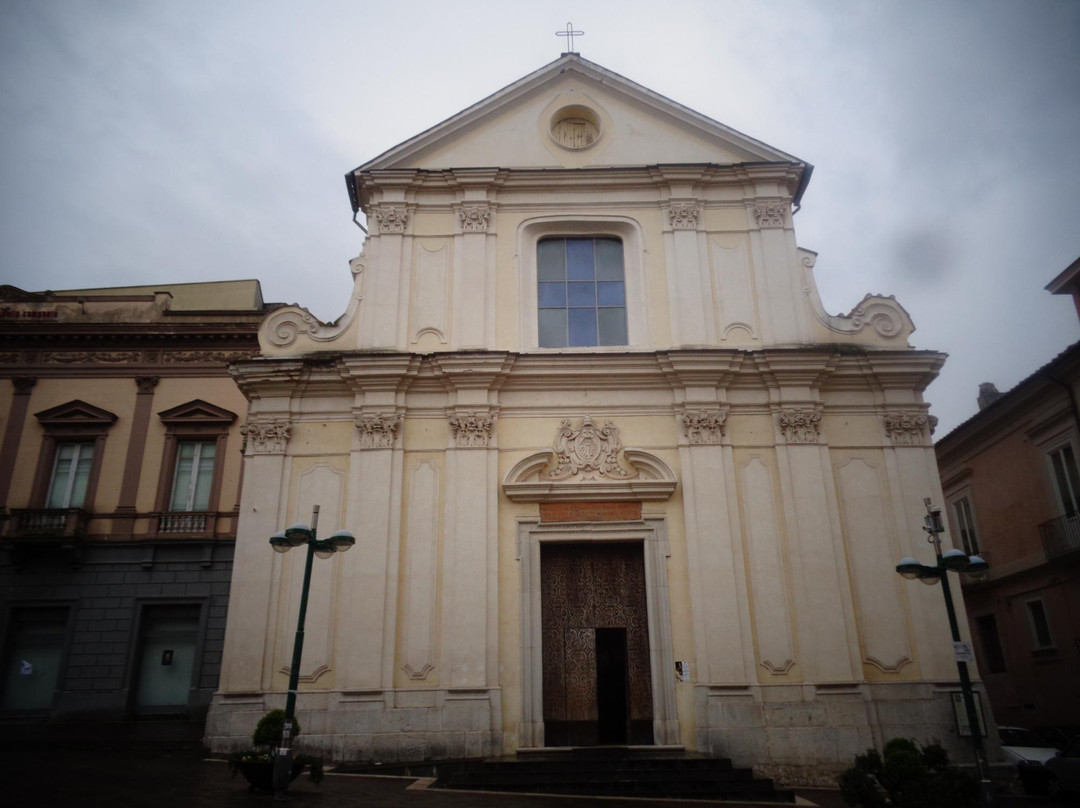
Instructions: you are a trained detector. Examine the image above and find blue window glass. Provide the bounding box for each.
[568,309,598,347]
[539,283,567,308]
[537,237,626,347]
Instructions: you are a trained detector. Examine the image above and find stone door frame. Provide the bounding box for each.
[516,517,679,747]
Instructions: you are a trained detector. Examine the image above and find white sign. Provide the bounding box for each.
[675,661,690,682]
[19,660,33,676]
[953,641,975,663]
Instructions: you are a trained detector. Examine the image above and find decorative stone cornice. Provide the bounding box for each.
[883,411,938,446]
[456,205,491,233]
[162,350,256,364]
[668,202,700,230]
[372,205,409,234]
[240,419,291,455]
[135,376,160,395]
[355,413,402,449]
[448,410,496,448]
[541,416,636,481]
[680,408,728,445]
[43,350,142,364]
[778,406,823,444]
[753,202,788,229]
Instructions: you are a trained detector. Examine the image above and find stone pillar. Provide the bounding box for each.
[677,405,754,684]
[218,413,294,692]
[113,376,159,535]
[432,353,511,692]
[452,193,496,348]
[338,354,418,690]
[442,408,498,687]
[746,197,809,345]
[662,198,715,346]
[880,407,961,680]
[364,201,412,348]
[772,402,860,682]
[0,376,36,509]
[340,410,404,688]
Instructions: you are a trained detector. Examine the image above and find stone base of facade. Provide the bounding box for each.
[206,687,502,763]
[695,681,993,787]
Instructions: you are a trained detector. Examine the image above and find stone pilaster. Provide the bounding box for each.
[432,353,512,691]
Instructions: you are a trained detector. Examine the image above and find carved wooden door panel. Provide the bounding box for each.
[540,541,653,746]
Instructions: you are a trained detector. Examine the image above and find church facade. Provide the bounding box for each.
[206,55,982,782]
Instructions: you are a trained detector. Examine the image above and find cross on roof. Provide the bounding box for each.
[556,22,584,54]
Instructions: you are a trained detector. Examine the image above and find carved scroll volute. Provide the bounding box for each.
[540,416,637,481]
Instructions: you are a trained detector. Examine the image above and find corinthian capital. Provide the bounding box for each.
[373,206,408,234]
[680,408,728,445]
[355,413,402,449]
[778,406,823,444]
[448,410,496,447]
[457,205,491,233]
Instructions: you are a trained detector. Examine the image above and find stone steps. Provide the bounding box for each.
[427,748,795,802]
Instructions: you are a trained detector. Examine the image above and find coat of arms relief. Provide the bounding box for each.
[540,416,637,481]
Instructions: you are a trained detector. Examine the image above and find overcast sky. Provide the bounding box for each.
[2,0,1078,436]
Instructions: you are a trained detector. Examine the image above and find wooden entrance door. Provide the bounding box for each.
[541,542,654,746]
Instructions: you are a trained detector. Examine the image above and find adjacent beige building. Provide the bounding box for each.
[206,55,986,782]
[0,280,275,721]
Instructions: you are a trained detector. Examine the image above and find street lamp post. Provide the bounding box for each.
[895,499,997,808]
[268,505,355,799]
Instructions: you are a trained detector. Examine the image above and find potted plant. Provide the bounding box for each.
[228,709,324,793]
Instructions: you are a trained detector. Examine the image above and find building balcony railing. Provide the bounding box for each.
[9,508,90,538]
[1038,514,1080,562]
[155,511,217,536]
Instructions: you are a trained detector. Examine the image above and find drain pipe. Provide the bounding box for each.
[352,210,368,235]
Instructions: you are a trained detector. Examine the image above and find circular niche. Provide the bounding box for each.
[549,105,602,151]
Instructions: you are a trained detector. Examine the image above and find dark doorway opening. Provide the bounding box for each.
[595,627,628,744]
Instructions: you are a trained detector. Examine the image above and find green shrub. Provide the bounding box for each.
[252,709,301,749]
[838,738,978,808]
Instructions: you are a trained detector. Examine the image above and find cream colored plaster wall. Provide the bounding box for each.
[288,421,354,457]
[410,77,752,171]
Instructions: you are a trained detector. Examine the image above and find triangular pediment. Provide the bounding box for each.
[354,55,807,176]
[35,399,118,427]
[158,399,237,426]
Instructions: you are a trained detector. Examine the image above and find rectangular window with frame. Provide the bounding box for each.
[1025,599,1054,650]
[46,442,94,509]
[952,496,980,556]
[974,613,1006,673]
[1049,443,1080,517]
[169,441,216,512]
[538,237,627,348]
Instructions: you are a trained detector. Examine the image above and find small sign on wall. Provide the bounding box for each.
[675,661,690,682]
[161,650,174,666]
[953,641,975,663]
